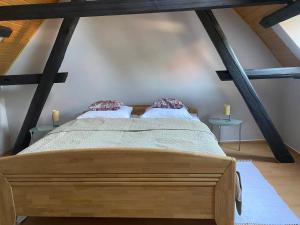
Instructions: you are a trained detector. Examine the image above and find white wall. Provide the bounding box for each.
[2,9,282,151]
[273,24,300,61]
[272,16,300,153]
[281,79,300,152]
[279,15,300,50]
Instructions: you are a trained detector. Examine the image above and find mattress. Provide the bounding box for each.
[20,118,225,156]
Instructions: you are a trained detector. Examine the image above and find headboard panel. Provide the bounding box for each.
[132,105,198,115]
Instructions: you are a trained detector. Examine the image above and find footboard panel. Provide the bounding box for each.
[12,185,215,218]
[0,148,235,225]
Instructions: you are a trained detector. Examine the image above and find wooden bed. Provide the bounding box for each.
[0,105,236,225]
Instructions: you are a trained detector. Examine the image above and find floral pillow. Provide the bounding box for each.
[88,100,123,111]
[152,98,184,109]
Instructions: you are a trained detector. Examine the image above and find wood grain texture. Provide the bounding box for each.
[0,175,16,225]
[132,105,198,115]
[0,149,232,174]
[15,142,300,225]
[215,159,235,225]
[13,186,215,218]
[0,0,59,75]
[22,217,217,225]
[0,148,235,224]
[235,5,300,67]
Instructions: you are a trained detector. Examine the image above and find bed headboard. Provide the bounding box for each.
[132,105,198,115]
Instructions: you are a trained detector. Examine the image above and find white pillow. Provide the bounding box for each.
[77,106,133,119]
[141,107,194,120]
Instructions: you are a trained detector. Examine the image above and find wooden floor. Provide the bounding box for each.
[22,141,300,225]
[224,141,300,217]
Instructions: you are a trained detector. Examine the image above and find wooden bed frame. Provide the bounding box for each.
[0,106,236,225]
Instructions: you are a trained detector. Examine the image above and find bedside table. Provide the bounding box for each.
[208,118,243,151]
[29,125,58,139]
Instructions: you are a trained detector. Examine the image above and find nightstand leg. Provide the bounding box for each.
[29,131,33,144]
[218,125,221,144]
[238,124,242,151]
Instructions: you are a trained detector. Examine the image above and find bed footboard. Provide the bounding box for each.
[0,148,235,225]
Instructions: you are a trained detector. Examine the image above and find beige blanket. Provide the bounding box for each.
[20,118,241,211]
[20,118,225,156]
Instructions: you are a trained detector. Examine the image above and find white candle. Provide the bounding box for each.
[224,104,231,116]
[52,110,60,125]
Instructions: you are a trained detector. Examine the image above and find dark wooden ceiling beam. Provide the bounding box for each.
[0,73,68,86]
[0,0,291,21]
[13,18,80,154]
[0,25,12,37]
[196,10,294,163]
[217,67,300,81]
[260,0,300,27]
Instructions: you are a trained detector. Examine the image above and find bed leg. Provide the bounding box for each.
[0,175,16,225]
[215,159,235,225]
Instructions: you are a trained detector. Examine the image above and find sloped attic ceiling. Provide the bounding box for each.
[235,5,300,67]
[0,1,298,74]
[0,0,58,75]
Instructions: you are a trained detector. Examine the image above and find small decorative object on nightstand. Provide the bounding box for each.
[52,110,60,127]
[208,118,243,151]
[224,104,231,120]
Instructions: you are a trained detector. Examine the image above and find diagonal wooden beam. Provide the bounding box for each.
[260,0,300,27]
[196,10,294,163]
[0,0,291,21]
[13,18,79,154]
[0,73,68,86]
[217,67,300,81]
[0,25,12,37]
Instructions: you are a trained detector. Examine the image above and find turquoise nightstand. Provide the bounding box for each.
[208,118,243,151]
[29,125,58,139]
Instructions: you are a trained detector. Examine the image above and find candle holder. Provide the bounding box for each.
[52,110,60,127]
[224,104,231,121]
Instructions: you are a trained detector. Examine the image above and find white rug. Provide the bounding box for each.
[235,161,300,225]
